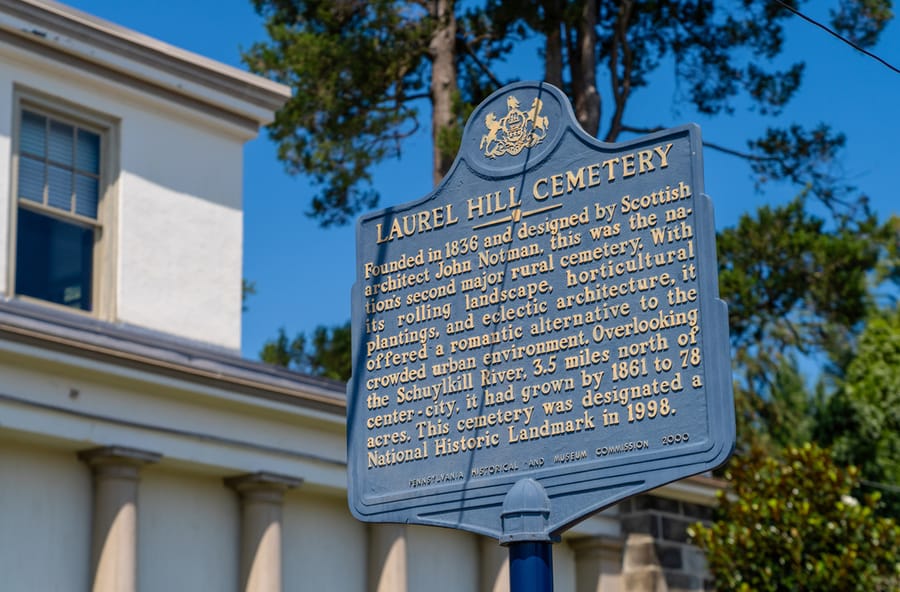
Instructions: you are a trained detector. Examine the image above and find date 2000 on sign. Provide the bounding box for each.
[661,433,690,445]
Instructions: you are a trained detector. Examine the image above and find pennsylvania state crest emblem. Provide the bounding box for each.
[480,95,549,159]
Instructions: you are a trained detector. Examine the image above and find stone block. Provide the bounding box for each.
[622,513,660,537]
[665,571,703,592]
[623,534,659,570]
[624,569,667,592]
[682,545,709,574]
[654,542,683,569]
[682,501,715,522]
[662,516,692,542]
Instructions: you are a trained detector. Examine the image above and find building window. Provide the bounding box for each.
[12,104,109,313]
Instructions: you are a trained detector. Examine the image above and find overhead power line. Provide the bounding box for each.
[773,0,900,75]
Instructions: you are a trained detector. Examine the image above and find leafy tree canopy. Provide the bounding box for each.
[245,0,893,226]
[816,304,900,516]
[244,0,470,225]
[714,195,895,449]
[690,443,900,592]
[260,323,352,381]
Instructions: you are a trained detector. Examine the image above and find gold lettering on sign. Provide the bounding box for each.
[532,144,674,201]
[376,205,460,244]
[359,138,705,484]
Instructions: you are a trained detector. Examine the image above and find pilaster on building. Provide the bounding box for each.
[226,472,303,592]
[79,446,161,592]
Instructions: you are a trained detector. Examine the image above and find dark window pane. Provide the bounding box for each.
[76,130,100,174]
[16,207,93,311]
[75,174,99,218]
[48,120,73,165]
[47,165,72,211]
[20,111,45,157]
[18,156,44,203]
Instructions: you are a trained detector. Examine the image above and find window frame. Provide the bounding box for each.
[8,88,119,318]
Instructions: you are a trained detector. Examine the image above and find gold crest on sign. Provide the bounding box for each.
[480,95,549,159]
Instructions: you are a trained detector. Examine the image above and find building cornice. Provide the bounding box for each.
[0,0,291,130]
[0,299,347,416]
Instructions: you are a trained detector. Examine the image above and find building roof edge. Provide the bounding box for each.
[0,299,347,416]
[0,0,291,124]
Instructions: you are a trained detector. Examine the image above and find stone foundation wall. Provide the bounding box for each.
[619,494,715,592]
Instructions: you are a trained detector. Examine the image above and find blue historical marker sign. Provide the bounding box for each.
[348,81,734,540]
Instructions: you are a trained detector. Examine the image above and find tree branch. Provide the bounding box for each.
[605,0,634,142]
[705,141,781,162]
[621,125,782,162]
[457,34,503,89]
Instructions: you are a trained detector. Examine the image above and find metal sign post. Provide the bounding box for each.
[501,478,554,591]
[509,542,553,592]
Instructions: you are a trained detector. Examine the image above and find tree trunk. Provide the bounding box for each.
[543,0,563,88]
[429,0,458,185]
[571,0,599,136]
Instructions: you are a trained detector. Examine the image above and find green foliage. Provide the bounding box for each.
[874,214,900,296]
[817,305,900,516]
[244,1,435,226]
[748,124,852,210]
[758,357,819,450]
[690,444,900,591]
[716,195,889,449]
[259,326,302,368]
[831,0,894,46]
[719,196,880,356]
[486,0,890,209]
[246,1,893,225]
[260,322,352,381]
[241,279,256,313]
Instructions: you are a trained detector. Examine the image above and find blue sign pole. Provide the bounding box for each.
[509,541,553,592]
[501,479,554,592]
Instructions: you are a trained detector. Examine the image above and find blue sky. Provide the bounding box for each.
[64,0,900,360]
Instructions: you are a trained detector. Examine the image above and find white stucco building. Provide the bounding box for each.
[0,2,723,591]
